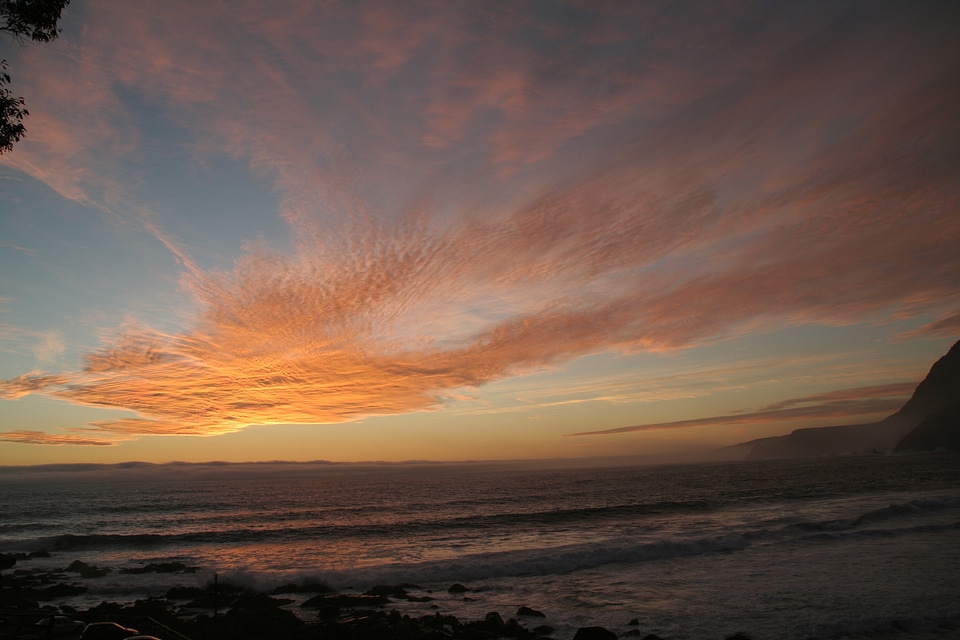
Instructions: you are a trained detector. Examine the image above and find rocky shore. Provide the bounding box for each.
[0,552,764,640]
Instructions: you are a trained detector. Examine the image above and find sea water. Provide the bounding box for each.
[2,453,959,639]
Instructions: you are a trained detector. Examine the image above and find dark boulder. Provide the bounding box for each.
[120,561,197,574]
[65,560,111,578]
[0,554,16,570]
[573,626,618,640]
[270,579,332,594]
[221,604,304,637]
[366,584,412,599]
[231,592,293,610]
[6,595,40,611]
[166,585,207,600]
[448,583,468,593]
[482,611,505,631]
[37,582,86,599]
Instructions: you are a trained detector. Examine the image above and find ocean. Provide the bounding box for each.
[2,453,959,640]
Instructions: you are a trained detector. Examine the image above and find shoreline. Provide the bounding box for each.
[4,555,959,640]
[0,556,646,640]
[0,560,690,640]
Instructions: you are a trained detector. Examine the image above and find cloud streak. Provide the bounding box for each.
[567,383,915,437]
[0,430,117,446]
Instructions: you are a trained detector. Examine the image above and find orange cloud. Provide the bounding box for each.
[0,430,118,446]
[1,1,958,441]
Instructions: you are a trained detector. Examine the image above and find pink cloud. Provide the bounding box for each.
[899,311,960,340]
[1,1,958,440]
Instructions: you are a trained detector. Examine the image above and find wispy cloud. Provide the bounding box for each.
[1,1,958,439]
[898,311,960,341]
[32,330,65,364]
[567,383,915,436]
[759,383,917,412]
[0,430,118,446]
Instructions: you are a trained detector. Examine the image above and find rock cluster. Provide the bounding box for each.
[1,554,760,640]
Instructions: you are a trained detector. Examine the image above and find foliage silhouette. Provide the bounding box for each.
[1,0,70,153]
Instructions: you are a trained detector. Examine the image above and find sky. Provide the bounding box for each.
[1,0,958,466]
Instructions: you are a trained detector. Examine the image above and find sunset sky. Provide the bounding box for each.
[1,0,958,466]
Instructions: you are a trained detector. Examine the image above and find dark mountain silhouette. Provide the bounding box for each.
[742,340,960,460]
[894,402,960,452]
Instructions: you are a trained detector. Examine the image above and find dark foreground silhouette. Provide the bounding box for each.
[0,564,764,640]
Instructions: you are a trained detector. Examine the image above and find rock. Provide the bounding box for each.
[506,618,527,636]
[6,595,40,611]
[29,550,51,558]
[448,583,468,593]
[270,580,332,594]
[0,554,16,570]
[314,604,341,619]
[411,630,455,640]
[532,624,555,635]
[627,618,639,626]
[573,627,618,640]
[119,561,197,574]
[724,634,753,640]
[482,611,505,631]
[166,586,207,600]
[222,605,304,636]
[366,584,411,599]
[87,601,123,614]
[37,582,86,599]
[517,606,546,618]
[65,560,111,578]
[231,593,293,610]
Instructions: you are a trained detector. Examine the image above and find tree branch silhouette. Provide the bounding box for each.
[1,0,70,153]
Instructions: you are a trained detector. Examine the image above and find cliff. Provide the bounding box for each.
[744,340,960,460]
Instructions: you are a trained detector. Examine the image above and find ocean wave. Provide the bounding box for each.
[788,520,960,547]
[851,496,960,526]
[2,529,750,590]
[782,495,960,535]
[0,499,715,554]
[301,533,751,588]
